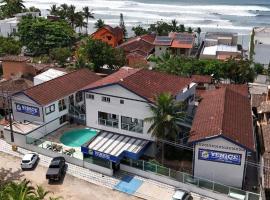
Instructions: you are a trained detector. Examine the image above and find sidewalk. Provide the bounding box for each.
[0,139,212,200]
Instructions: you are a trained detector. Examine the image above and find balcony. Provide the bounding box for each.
[98,118,119,128]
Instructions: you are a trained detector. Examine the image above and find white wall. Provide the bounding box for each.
[0,18,17,37]
[85,85,154,141]
[155,46,169,57]
[194,137,246,188]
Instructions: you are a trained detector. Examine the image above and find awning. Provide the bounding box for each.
[81,131,150,163]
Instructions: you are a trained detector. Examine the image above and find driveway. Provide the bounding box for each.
[0,152,140,200]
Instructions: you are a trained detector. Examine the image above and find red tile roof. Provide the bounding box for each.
[84,67,193,102]
[217,84,249,97]
[17,69,101,106]
[189,87,254,150]
[191,75,212,84]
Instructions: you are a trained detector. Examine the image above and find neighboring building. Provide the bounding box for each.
[0,56,34,80]
[200,32,242,60]
[189,86,255,188]
[7,69,100,142]
[91,25,123,47]
[81,67,196,165]
[154,33,195,57]
[117,34,155,68]
[0,12,40,37]
[33,68,67,85]
[252,27,270,68]
[191,75,213,89]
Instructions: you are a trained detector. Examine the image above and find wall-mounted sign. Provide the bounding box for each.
[198,149,242,165]
[16,103,40,117]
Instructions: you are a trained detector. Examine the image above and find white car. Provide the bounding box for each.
[172,189,192,200]
[21,153,39,170]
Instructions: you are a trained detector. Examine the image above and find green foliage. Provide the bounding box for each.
[0,0,25,18]
[50,47,72,65]
[148,21,172,36]
[119,13,127,39]
[18,16,75,55]
[0,36,21,55]
[77,38,125,71]
[82,6,94,34]
[94,19,105,29]
[152,53,256,83]
[187,27,193,33]
[132,25,148,36]
[250,28,255,61]
[254,63,264,75]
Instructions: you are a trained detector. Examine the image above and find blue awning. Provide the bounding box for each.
[81,131,150,163]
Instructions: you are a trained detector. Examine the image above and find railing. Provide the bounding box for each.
[98,118,119,128]
[121,158,261,200]
[121,123,143,133]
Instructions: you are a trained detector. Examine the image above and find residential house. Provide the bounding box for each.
[117,34,155,68]
[154,33,195,57]
[200,32,243,60]
[4,69,101,146]
[252,27,270,68]
[81,67,196,165]
[189,86,255,188]
[91,25,123,47]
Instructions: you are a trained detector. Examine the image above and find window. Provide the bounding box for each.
[86,93,94,99]
[59,115,67,124]
[58,99,66,111]
[102,96,110,103]
[121,116,144,133]
[98,111,119,128]
[120,99,124,104]
[76,91,83,103]
[45,104,55,115]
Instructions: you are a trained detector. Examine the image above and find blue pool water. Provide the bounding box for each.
[60,129,98,147]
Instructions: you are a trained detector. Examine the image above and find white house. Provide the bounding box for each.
[4,69,100,145]
[81,67,196,165]
[189,86,255,188]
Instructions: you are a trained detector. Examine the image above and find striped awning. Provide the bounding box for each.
[81,131,150,163]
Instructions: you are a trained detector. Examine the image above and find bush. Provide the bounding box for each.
[50,47,72,65]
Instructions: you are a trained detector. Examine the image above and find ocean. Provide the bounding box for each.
[24,0,270,47]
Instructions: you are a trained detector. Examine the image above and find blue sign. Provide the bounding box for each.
[198,149,242,165]
[16,103,40,117]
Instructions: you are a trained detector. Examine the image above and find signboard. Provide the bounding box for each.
[198,149,242,165]
[16,103,40,117]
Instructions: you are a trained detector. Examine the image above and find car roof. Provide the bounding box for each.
[173,190,188,199]
[22,153,35,160]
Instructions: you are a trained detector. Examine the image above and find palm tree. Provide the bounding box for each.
[75,12,87,33]
[145,93,186,165]
[1,0,25,17]
[59,3,69,19]
[94,18,105,29]
[171,19,178,32]
[35,185,51,200]
[82,6,94,34]
[50,4,58,16]
[195,27,201,46]
[67,5,76,28]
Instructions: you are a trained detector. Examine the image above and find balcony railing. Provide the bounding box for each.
[98,118,119,128]
[121,123,143,133]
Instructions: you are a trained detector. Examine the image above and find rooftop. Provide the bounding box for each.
[34,69,66,85]
[191,75,212,84]
[15,69,101,106]
[83,67,193,103]
[0,55,30,62]
[154,36,173,46]
[202,45,239,55]
[189,87,254,151]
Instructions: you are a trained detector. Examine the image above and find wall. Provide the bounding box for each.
[120,164,236,200]
[155,46,169,57]
[2,61,36,80]
[85,84,154,141]
[92,28,116,47]
[194,137,246,188]
[0,18,17,37]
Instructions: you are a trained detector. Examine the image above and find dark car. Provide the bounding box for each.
[46,157,66,182]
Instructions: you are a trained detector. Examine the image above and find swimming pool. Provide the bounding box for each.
[60,129,98,147]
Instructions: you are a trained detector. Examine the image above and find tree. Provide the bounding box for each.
[187,27,193,33]
[50,4,58,16]
[132,25,147,36]
[82,6,94,34]
[119,13,127,39]
[67,5,76,28]
[145,93,186,165]
[78,38,125,71]
[94,19,105,29]
[1,0,25,18]
[50,47,72,65]
[148,21,171,36]
[179,24,185,32]
[74,12,87,33]
[195,27,201,46]
[0,36,21,55]
[35,185,51,200]
[170,19,178,32]
[18,16,75,55]
[254,63,264,75]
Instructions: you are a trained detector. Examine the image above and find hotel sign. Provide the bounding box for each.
[16,103,40,117]
[198,149,242,165]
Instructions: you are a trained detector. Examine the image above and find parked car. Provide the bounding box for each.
[46,157,66,182]
[172,189,192,200]
[21,153,39,170]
